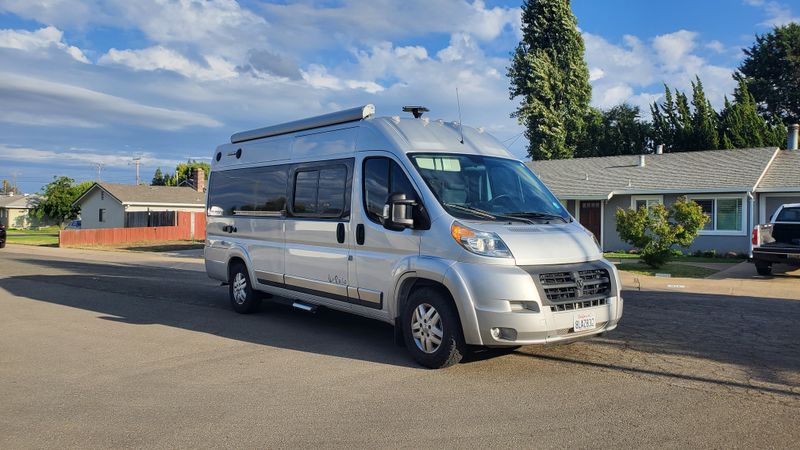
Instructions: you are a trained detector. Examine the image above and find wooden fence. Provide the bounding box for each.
[59,211,205,247]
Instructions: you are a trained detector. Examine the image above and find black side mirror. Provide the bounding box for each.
[382,192,416,231]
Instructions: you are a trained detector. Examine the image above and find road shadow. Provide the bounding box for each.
[2,256,800,386]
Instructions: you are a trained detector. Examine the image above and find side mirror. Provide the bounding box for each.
[382,192,416,231]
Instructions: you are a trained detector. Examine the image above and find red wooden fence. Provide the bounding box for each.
[59,211,205,247]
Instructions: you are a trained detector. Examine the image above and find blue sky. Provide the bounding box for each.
[0,0,797,194]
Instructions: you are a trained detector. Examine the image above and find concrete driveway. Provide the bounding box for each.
[1,245,798,448]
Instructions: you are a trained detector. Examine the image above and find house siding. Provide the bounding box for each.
[80,188,125,229]
[602,192,753,255]
[0,207,55,229]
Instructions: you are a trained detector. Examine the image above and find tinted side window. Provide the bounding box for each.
[208,166,288,216]
[292,164,348,218]
[776,207,800,222]
[363,157,416,223]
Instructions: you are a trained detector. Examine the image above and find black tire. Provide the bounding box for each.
[0,241,5,249]
[228,261,261,314]
[402,286,466,369]
[755,262,772,276]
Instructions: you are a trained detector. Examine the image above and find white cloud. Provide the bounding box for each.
[0,73,221,129]
[705,40,726,53]
[99,46,238,81]
[744,0,800,26]
[0,26,88,62]
[0,144,183,169]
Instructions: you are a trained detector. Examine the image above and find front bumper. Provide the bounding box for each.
[446,259,623,347]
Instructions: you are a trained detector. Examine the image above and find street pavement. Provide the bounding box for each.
[1,245,798,449]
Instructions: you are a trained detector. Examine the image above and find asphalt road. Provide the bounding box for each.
[1,247,799,449]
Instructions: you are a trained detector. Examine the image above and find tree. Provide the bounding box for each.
[575,104,652,157]
[151,168,166,186]
[1,179,14,195]
[615,197,709,268]
[172,161,210,187]
[508,0,591,160]
[32,177,91,226]
[736,23,800,124]
[689,77,719,150]
[718,79,787,149]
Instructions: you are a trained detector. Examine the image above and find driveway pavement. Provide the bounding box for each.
[1,245,798,448]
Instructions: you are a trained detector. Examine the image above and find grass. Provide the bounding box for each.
[6,226,60,235]
[6,235,59,246]
[69,240,204,253]
[616,262,720,279]
[604,251,744,264]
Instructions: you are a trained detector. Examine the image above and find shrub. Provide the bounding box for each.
[702,250,716,258]
[616,197,709,268]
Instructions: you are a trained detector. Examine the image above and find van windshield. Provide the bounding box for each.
[409,153,570,223]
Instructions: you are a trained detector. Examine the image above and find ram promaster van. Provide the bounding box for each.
[205,105,623,368]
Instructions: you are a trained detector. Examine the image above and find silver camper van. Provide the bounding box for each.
[205,105,623,368]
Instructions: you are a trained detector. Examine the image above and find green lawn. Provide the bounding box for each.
[69,241,204,253]
[604,252,743,264]
[6,235,59,246]
[6,226,60,235]
[616,262,719,278]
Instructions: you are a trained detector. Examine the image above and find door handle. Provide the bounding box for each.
[356,224,365,245]
[336,223,345,243]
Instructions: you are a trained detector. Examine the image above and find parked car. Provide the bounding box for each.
[752,203,800,275]
[205,104,623,369]
[0,224,5,248]
[64,220,81,230]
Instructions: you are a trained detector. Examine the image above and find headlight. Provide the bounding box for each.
[450,221,513,258]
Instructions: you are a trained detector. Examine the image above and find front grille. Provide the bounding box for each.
[549,298,607,312]
[539,268,611,303]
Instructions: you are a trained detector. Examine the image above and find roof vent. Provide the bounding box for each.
[788,124,799,150]
[638,155,646,167]
[402,106,429,119]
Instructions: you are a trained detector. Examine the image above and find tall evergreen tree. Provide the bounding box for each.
[736,23,800,124]
[575,104,652,157]
[508,0,591,160]
[689,77,719,150]
[151,168,166,186]
[718,79,787,148]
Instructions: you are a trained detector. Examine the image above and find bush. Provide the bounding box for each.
[702,250,716,258]
[616,197,709,268]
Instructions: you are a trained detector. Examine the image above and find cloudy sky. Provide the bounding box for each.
[0,0,797,193]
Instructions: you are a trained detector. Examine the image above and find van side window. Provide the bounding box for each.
[363,157,416,223]
[292,165,347,218]
[207,166,288,216]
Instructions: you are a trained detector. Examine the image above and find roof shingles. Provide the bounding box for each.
[94,183,205,205]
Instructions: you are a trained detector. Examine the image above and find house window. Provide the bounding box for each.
[631,195,663,210]
[99,208,106,223]
[689,197,744,234]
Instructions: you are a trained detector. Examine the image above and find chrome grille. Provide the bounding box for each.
[539,269,611,303]
[549,298,607,312]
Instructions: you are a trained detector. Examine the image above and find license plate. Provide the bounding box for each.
[574,313,596,333]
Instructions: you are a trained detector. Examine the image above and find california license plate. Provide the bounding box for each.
[574,313,596,333]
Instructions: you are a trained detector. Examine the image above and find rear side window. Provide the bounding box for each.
[207,166,288,216]
[292,165,348,218]
[776,207,800,222]
[363,157,417,223]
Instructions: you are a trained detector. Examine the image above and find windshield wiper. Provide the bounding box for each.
[445,203,534,224]
[507,211,571,223]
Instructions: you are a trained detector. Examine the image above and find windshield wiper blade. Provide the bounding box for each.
[507,211,570,223]
[445,203,534,224]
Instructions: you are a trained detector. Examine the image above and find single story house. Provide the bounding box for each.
[0,194,56,229]
[74,182,205,229]
[528,146,800,255]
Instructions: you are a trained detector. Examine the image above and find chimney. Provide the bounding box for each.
[638,154,646,167]
[193,168,205,192]
[656,144,664,155]
[788,124,799,150]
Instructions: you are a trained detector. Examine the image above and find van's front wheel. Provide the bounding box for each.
[229,262,261,313]
[403,287,465,369]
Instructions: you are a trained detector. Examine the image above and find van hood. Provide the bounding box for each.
[471,221,603,265]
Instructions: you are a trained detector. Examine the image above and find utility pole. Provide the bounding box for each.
[129,157,142,185]
[94,163,105,182]
[11,171,20,194]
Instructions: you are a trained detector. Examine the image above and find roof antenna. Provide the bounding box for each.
[456,87,465,144]
[402,106,429,118]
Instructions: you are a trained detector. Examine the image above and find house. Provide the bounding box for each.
[73,169,206,229]
[0,194,56,229]
[528,146,800,255]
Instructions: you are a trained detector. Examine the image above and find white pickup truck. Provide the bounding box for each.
[752,203,800,275]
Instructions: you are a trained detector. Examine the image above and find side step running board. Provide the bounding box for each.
[292,301,318,313]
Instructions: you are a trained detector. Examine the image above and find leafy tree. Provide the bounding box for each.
[616,197,709,268]
[736,23,800,124]
[172,161,210,187]
[508,0,591,160]
[1,179,14,195]
[575,104,652,157]
[32,176,91,226]
[151,168,166,186]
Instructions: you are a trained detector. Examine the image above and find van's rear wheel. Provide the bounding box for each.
[755,262,772,276]
[403,287,465,369]
[229,262,261,313]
